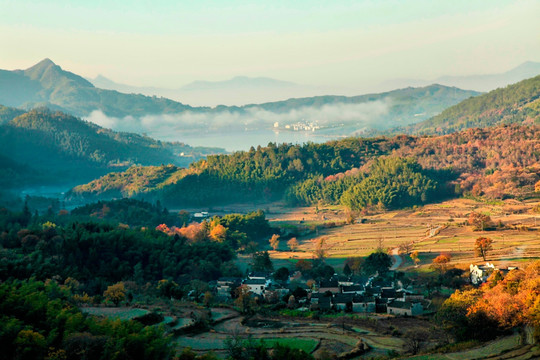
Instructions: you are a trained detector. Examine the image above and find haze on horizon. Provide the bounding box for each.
[1,0,539,103]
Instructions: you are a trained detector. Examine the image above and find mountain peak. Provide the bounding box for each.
[23,58,94,89]
[24,58,60,79]
[38,58,55,66]
[27,58,57,71]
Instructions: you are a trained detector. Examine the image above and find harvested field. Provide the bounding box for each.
[268,198,540,270]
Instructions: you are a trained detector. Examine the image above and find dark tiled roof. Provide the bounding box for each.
[319,279,339,288]
[353,295,375,303]
[342,285,364,292]
[249,272,268,278]
[380,288,397,298]
[244,279,266,285]
[333,293,354,304]
[388,301,414,310]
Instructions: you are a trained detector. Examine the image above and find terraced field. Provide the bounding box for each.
[269,198,540,270]
[175,314,403,358]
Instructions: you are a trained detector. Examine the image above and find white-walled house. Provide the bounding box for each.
[243,278,266,295]
[387,300,423,316]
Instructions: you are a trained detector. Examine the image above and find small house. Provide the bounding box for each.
[380,287,397,300]
[333,293,354,311]
[243,278,267,295]
[387,300,423,316]
[318,279,339,294]
[352,295,376,313]
[342,285,364,295]
[216,277,241,299]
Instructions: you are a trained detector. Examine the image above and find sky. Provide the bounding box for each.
[1,0,539,91]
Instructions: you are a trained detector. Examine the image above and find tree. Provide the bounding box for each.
[468,212,493,231]
[343,263,352,277]
[103,282,126,306]
[295,259,312,273]
[157,279,182,299]
[287,295,296,309]
[314,237,327,259]
[345,257,363,275]
[287,237,299,252]
[269,234,280,251]
[203,291,214,307]
[399,241,414,255]
[209,224,227,242]
[346,210,358,225]
[410,250,420,267]
[235,285,256,314]
[273,267,290,282]
[251,251,273,272]
[475,237,493,261]
[432,253,451,273]
[404,329,429,355]
[362,251,392,276]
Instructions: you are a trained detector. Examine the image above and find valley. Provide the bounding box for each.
[1,39,539,360]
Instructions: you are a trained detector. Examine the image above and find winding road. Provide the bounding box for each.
[389,247,402,270]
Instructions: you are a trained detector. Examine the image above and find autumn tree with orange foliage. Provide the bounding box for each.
[432,253,451,273]
[410,250,420,267]
[468,212,493,231]
[474,237,493,261]
[438,261,540,344]
[269,234,280,251]
[209,224,227,242]
[287,237,299,252]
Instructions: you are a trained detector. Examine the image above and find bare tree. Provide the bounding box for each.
[404,329,429,355]
[287,237,299,252]
[399,241,414,255]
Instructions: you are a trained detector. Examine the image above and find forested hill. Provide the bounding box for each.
[0,107,224,187]
[243,84,479,114]
[71,124,540,208]
[392,74,540,135]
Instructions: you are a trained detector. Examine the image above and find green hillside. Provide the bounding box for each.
[71,124,539,207]
[69,164,190,199]
[0,108,223,187]
[397,74,540,135]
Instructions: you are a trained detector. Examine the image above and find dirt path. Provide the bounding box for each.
[390,247,402,270]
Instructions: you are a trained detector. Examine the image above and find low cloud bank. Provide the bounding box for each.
[84,100,392,140]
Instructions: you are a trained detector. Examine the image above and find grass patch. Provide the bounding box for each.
[81,307,149,320]
[279,309,316,318]
[437,237,459,244]
[259,338,318,353]
[445,335,520,359]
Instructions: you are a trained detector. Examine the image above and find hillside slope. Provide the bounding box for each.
[0,108,223,186]
[71,124,540,206]
[396,75,540,135]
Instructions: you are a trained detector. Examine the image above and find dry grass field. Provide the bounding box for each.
[267,198,540,271]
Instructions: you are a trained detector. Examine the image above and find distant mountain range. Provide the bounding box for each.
[90,74,344,107]
[380,61,540,92]
[0,59,482,138]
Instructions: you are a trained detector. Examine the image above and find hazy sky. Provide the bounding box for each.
[1,0,539,90]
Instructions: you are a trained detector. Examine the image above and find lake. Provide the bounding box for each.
[149,128,349,152]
